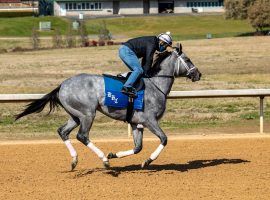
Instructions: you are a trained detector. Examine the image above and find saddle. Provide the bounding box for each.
[103,72,145,92]
[103,72,145,123]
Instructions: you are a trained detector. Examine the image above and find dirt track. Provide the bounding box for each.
[1,136,270,200]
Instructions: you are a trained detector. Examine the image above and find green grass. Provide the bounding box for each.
[0,16,69,37]
[0,15,254,39]
[86,15,254,39]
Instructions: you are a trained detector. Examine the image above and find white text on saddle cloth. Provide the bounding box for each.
[107,92,118,104]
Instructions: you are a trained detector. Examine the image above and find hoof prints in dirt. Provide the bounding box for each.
[73,158,250,178]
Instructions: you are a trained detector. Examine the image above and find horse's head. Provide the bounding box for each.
[150,44,201,82]
[172,44,201,82]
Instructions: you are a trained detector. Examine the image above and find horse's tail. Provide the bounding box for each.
[15,85,62,121]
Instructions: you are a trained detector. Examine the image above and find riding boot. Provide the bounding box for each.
[121,86,137,97]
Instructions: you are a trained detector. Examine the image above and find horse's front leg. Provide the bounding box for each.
[107,124,143,159]
[76,115,110,169]
[141,119,167,168]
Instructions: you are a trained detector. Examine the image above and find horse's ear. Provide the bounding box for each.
[179,43,182,52]
[176,43,182,53]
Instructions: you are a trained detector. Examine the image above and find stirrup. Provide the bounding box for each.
[121,86,137,97]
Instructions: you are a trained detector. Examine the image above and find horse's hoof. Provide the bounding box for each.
[141,158,153,169]
[107,152,117,159]
[71,156,78,171]
[103,161,110,169]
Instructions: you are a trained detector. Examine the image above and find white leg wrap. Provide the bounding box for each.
[64,140,77,158]
[150,144,165,161]
[116,150,134,158]
[137,124,144,129]
[87,142,108,162]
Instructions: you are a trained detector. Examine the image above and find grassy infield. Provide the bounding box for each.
[0,15,269,139]
[0,15,253,38]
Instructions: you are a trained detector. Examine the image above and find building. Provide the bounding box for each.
[53,0,224,17]
[0,0,38,12]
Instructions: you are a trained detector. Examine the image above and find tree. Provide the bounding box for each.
[31,27,40,50]
[52,28,63,48]
[98,21,112,41]
[224,0,255,19]
[79,21,89,47]
[248,0,270,32]
[65,23,76,48]
[224,0,241,19]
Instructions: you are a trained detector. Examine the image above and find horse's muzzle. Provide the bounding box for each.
[191,70,202,82]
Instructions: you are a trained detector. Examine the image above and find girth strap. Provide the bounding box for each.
[126,97,134,123]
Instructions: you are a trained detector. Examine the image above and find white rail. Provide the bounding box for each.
[167,89,270,99]
[1,89,269,134]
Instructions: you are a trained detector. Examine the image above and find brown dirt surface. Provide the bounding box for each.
[1,136,270,200]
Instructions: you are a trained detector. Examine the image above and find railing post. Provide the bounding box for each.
[260,96,264,134]
[128,124,132,137]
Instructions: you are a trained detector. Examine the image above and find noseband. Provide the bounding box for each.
[175,51,196,76]
[147,50,196,97]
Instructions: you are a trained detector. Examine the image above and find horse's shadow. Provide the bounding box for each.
[73,158,250,178]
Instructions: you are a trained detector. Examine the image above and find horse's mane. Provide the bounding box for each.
[148,51,172,76]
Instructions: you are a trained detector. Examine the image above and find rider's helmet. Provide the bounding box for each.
[157,32,172,46]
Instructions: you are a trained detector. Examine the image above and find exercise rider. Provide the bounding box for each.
[119,32,173,97]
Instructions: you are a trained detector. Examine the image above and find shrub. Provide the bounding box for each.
[84,41,90,47]
[0,12,36,18]
[11,47,28,52]
[98,40,105,46]
[107,40,114,45]
[90,40,98,47]
[113,41,123,45]
[248,0,270,32]
[0,48,7,54]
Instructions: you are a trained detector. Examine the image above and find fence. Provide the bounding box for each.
[0,89,269,135]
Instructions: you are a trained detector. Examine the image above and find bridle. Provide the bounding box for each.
[175,51,196,77]
[147,50,196,96]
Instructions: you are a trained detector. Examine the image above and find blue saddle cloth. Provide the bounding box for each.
[104,76,144,110]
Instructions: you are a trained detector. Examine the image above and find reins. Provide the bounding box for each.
[146,50,194,97]
[147,75,174,97]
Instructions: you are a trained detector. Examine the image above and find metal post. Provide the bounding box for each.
[260,96,264,134]
[128,124,132,137]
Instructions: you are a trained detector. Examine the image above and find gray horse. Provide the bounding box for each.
[16,44,201,171]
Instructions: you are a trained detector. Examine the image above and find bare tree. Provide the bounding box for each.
[79,21,89,47]
[31,27,40,50]
[65,23,76,48]
[98,20,112,41]
[52,28,63,48]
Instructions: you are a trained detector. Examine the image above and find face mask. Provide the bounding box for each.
[159,44,166,52]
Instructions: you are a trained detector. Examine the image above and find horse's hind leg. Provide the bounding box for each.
[58,117,79,171]
[107,124,143,159]
[76,114,109,168]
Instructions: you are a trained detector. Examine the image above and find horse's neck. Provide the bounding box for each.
[150,63,175,96]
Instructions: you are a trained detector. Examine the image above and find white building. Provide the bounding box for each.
[54,0,224,17]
